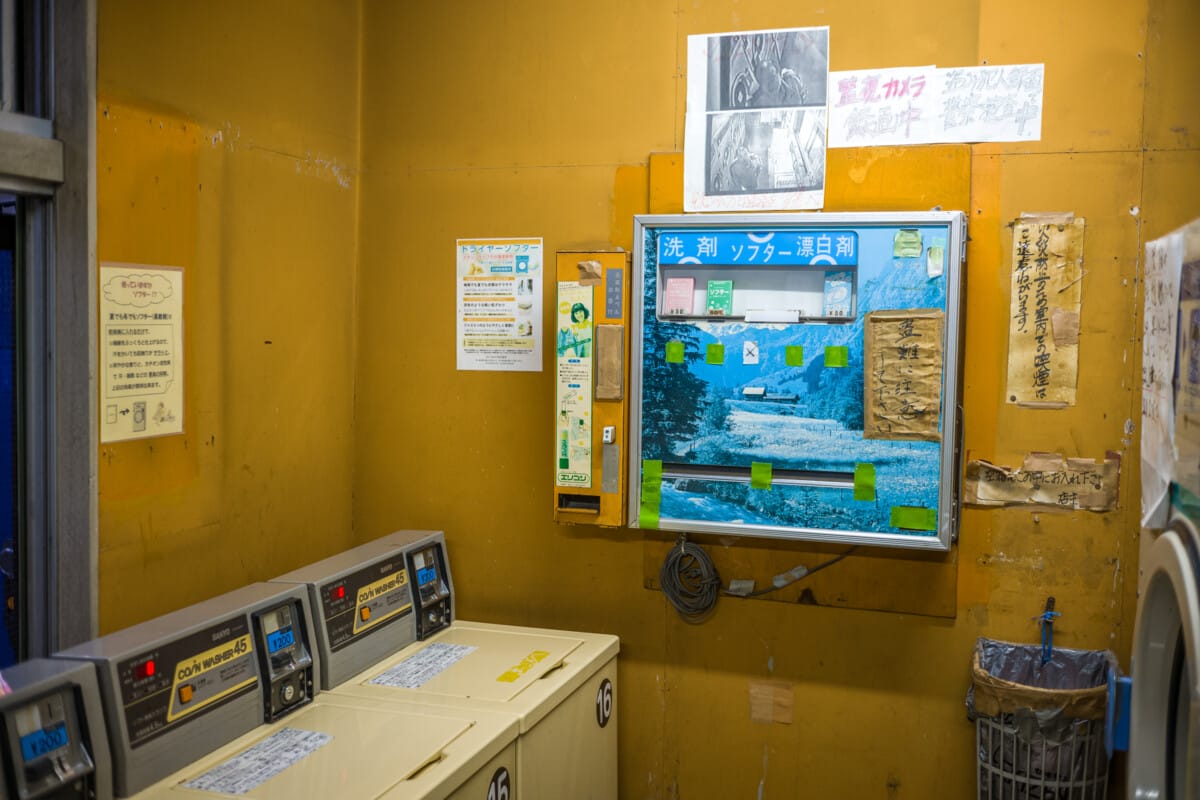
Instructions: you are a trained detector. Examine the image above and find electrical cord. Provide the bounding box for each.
[659,535,860,621]
[731,546,858,597]
[659,535,722,623]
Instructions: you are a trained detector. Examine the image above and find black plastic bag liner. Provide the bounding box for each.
[966,637,1119,722]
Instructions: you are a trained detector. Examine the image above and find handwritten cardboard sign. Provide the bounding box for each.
[864,309,944,441]
[1005,214,1086,407]
[964,452,1119,511]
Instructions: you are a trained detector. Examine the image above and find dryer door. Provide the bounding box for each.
[1129,515,1200,798]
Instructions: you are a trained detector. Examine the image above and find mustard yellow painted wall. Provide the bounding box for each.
[91,0,1200,796]
[96,1,363,631]
[353,1,1199,797]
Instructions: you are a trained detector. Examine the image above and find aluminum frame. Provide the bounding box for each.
[627,211,966,552]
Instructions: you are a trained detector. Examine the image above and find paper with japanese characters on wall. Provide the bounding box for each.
[1005,215,1085,407]
[1141,231,1183,527]
[829,63,1044,148]
[100,263,184,443]
[863,309,943,441]
[456,237,543,372]
[1170,220,1200,500]
[964,452,1119,511]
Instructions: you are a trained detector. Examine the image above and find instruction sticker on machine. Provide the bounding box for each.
[100,263,184,442]
[368,643,477,689]
[183,728,332,795]
[556,282,594,487]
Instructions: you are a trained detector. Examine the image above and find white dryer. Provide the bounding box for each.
[1128,510,1200,797]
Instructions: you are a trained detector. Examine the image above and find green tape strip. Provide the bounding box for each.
[785,345,804,366]
[750,461,772,490]
[890,506,937,531]
[640,459,663,529]
[706,343,724,365]
[665,340,684,364]
[825,345,849,367]
[853,463,876,502]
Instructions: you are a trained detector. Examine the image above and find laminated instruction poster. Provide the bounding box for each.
[100,263,184,442]
[556,283,593,488]
[456,237,543,371]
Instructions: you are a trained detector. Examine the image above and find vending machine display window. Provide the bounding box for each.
[629,212,967,551]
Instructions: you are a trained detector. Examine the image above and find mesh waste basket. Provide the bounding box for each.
[966,637,1119,799]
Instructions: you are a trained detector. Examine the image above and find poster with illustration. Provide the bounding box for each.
[630,213,966,550]
[556,283,594,488]
[100,263,184,442]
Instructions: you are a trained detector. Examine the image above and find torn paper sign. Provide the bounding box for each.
[1005,215,1086,407]
[1141,231,1183,528]
[1171,219,1200,501]
[964,453,1119,511]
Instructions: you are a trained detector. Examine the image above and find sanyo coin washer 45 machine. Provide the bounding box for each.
[273,530,620,800]
[52,562,519,799]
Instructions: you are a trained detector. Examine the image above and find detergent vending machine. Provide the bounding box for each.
[554,250,632,527]
[629,212,967,550]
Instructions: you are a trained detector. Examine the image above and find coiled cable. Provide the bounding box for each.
[659,535,722,623]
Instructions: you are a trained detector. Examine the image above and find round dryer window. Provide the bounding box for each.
[1128,514,1200,798]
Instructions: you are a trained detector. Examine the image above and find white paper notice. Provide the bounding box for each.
[183,728,332,796]
[100,263,184,442]
[456,238,543,372]
[828,63,1044,148]
[1142,232,1183,528]
[683,27,829,212]
[368,643,477,689]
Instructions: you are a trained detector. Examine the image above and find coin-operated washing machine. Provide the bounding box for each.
[283,530,619,800]
[56,581,518,799]
[0,658,113,800]
[1127,505,1200,797]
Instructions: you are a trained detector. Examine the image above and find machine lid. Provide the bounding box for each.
[163,702,471,799]
[1128,512,1200,798]
[366,626,585,703]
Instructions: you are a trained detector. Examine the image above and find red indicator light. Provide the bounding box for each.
[334,586,345,600]
[145,660,155,677]
[136,659,156,679]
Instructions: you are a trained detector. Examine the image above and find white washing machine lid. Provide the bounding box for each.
[133,694,517,800]
[1129,511,1200,797]
[333,620,620,732]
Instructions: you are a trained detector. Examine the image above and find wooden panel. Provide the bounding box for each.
[638,146,969,617]
[975,0,1148,155]
[643,531,957,617]
[1144,0,1200,151]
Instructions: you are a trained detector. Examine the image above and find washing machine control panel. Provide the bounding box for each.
[252,599,314,722]
[407,543,452,640]
[1,685,94,800]
[317,556,413,653]
[116,614,257,749]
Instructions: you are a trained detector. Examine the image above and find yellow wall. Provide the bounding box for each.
[96,1,363,630]
[353,1,1198,797]
[92,0,1200,796]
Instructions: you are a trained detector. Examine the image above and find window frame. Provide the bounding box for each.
[0,0,96,658]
